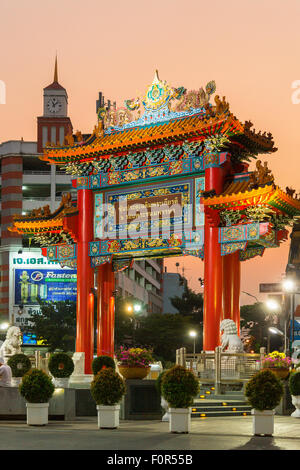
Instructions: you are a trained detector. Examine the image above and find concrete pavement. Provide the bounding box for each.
[0,415,299,451]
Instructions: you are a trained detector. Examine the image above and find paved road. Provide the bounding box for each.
[0,416,299,452]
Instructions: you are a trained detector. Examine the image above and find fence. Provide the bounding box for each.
[27,351,51,375]
[176,347,266,394]
[28,352,162,380]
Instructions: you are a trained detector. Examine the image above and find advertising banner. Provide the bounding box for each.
[14,268,77,305]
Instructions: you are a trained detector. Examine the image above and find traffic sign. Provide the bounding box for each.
[259,283,283,293]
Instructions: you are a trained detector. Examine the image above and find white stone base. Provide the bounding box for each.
[11,377,22,387]
[69,374,93,385]
[53,377,69,388]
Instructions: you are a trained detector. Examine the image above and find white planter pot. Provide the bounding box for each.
[96,405,120,429]
[291,396,300,418]
[53,377,69,388]
[169,408,191,433]
[161,397,170,422]
[26,403,49,426]
[251,409,275,436]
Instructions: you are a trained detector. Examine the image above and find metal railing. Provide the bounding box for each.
[176,347,266,394]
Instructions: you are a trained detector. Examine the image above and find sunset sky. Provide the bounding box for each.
[1,0,300,304]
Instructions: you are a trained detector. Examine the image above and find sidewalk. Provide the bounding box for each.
[0,416,299,451]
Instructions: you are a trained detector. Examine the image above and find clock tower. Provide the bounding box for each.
[37,57,73,153]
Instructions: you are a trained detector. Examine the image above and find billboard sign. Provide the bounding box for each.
[9,250,77,327]
[14,268,77,305]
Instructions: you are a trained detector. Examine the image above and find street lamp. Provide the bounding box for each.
[189,330,197,357]
[268,326,287,354]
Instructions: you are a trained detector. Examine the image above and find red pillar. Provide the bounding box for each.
[203,155,226,351]
[96,262,115,358]
[222,251,241,334]
[203,224,223,350]
[76,188,94,374]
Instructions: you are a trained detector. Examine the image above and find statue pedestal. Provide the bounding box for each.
[69,352,93,387]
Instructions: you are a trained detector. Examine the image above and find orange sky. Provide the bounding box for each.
[1,0,300,304]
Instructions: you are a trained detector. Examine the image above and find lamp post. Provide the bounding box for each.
[242,291,259,303]
[268,327,287,354]
[189,330,197,359]
[282,278,296,355]
[265,299,281,353]
[126,301,142,345]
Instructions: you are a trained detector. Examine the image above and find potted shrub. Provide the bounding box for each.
[245,369,284,436]
[115,347,153,380]
[19,369,55,426]
[7,353,31,387]
[48,352,74,387]
[90,367,126,429]
[289,371,300,418]
[261,351,292,379]
[92,355,116,375]
[156,371,169,422]
[161,365,199,433]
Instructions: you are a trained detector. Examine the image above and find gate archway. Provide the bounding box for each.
[11,71,300,373]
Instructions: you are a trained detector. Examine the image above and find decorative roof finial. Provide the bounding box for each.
[153,70,160,83]
[54,54,58,82]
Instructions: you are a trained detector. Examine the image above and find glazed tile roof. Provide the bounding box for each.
[41,113,275,166]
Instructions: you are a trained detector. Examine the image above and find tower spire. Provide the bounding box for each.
[54,54,58,82]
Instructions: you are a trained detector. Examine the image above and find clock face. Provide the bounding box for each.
[47,97,62,113]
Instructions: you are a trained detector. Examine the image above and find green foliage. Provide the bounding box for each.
[155,371,166,396]
[48,352,74,378]
[92,355,116,375]
[289,371,300,396]
[244,369,284,411]
[240,303,282,352]
[27,300,76,352]
[90,368,126,406]
[19,369,55,403]
[114,295,135,347]
[170,278,203,323]
[7,354,31,378]
[161,365,199,408]
[134,314,193,362]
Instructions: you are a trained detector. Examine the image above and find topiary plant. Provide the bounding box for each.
[7,353,32,378]
[161,365,199,408]
[155,371,166,396]
[19,369,55,403]
[48,352,74,378]
[245,369,284,411]
[92,355,116,376]
[289,371,300,396]
[91,368,125,406]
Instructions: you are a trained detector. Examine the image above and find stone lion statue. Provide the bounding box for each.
[0,326,22,362]
[220,319,244,353]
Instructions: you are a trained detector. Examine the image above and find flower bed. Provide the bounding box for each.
[261,351,292,369]
[115,347,153,368]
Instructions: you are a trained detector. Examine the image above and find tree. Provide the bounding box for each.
[27,300,76,352]
[114,295,135,347]
[134,313,194,363]
[240,303,282,352]
[170,276,203,324]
